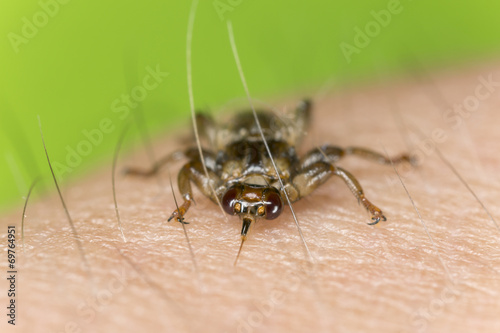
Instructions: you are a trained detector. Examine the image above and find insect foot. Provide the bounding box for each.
[359,195,387,225]
[167,200,192,224]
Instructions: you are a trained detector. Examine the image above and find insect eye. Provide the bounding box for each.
[264,189,283,220]
[222,186,240,215]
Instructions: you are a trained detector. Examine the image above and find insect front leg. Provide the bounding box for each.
[290,161,386,224]
[168,160,223,223]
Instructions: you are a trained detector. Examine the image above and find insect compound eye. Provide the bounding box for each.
[222,186,240,215]
[263,189,283,220]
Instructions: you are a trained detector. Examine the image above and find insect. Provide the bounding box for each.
[125,99,413,240]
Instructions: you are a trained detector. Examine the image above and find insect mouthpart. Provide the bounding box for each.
[240,217,253,237]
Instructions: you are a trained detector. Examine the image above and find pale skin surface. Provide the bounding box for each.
[1,62,500,333]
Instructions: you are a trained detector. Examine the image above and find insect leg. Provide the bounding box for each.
[299,145,414,169]
[332,165,386,224]
[124,145,219,178]
[290,99,312,144]
[168,160,223,222]
[299,146,345,168]
[343,146,414,165]
[290,161,386,224]
[195,113,217,148]
[123,150,185,177]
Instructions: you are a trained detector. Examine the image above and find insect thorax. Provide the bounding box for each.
[214,111,296,185]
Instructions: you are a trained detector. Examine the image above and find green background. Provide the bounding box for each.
[1,0,499,212]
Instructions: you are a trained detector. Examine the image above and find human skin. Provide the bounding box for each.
[1,62,500,333]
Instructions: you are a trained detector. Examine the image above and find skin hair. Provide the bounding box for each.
[1,62,500,333]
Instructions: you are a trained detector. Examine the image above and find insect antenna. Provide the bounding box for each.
[112,123,131,242]
[37,116,92,279]
[21,176,40,254]
[186,0,227,221]
[381,144,454,282]
[168,168,201,282]
[226,21,315,264]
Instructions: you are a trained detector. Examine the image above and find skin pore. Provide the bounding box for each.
[1,62,500,333]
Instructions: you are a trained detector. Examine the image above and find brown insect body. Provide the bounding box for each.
[127,100,412,238]
[191,105,306,237]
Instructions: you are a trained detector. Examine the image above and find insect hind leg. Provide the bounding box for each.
[195,112,217,148]
[343,146,415,165]
[123,150,185,177]
[294,99,312,134]
[299,145,415,169]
